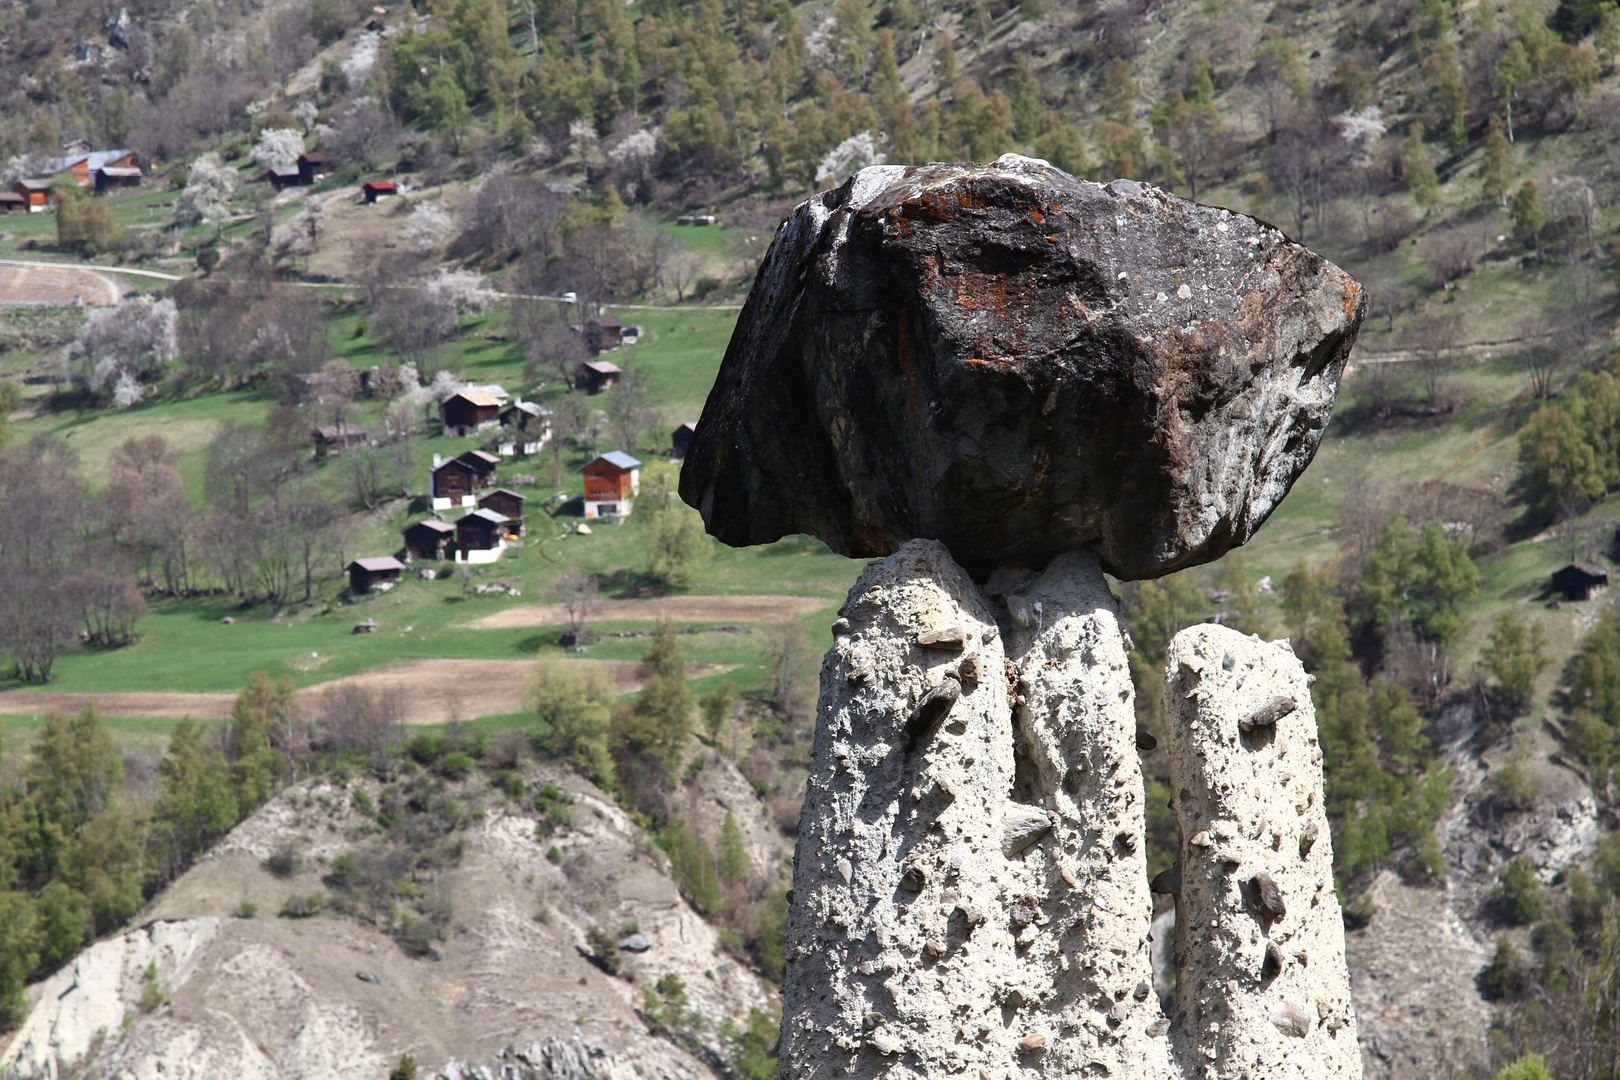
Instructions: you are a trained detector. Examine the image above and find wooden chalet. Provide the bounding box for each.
[429,454,480,510]
[348,555,404,593]
[576,359,621,395]
[403,519,457,560]
[313,424,367,452]
[583,315,625,354]
[361,180,396,203]
[13,179,50,211]
[440,390,502,436]
[0,192,25,214]
[263,165,301,190]
[477,488,526,534]
[496,399,551,454]
[1553,563,1609,601]
[456,508,512,563]
[297,153,332,184]
[671,422,697,458]
[456,449,501,488]
[581,451,641,518]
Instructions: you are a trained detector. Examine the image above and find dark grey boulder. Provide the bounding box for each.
[679,155,1365,579]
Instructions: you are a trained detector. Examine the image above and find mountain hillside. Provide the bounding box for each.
[0,761,782,1080]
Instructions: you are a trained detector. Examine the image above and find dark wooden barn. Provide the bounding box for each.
[1553,563,1609,601]
[348,556,405,593]
[403,519,457,561]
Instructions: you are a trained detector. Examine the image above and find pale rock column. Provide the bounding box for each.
[1163,625,1359,1080]
[781,541,1172,1080]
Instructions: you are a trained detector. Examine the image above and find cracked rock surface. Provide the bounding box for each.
[679,156,1367,579]
[782,541,1360,1080]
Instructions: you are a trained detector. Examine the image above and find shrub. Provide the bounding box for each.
[535,785,574,837]
[138,978,169,1013]
[233,901,258,919]
[407,733,448,766]
[1498,1053,1555,1080]
[1493,857,1546,924]
[1491,755,1542,813]
[279,892,328,918]
[438,751,475,780]
[586,925,622,975]
[546,846,563,864]
[352,788,376,817]
[264,845,303,878]
[390,1053,420,1080]
[1484,937,1529,999]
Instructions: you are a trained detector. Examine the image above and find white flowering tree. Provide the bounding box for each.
[251,127,305,170]
[292,101,319,132]
[1336,107,1386,169]
[569,118,601,162]
[173,155,237,226]
[817,131,885,185]
[425,269,499,315]
[402,203,454,252]
[65,296,179,393]
[609,130,658,197]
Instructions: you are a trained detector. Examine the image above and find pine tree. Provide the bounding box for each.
[1511,178,1547,244]
[932,29,958,87]
[226,672,295,810]
[26,706,123,838]
[1034,112,1090,178]
[1482,611,1550,716]
[718,809,749,884]
[1481,114,1513,205]
[153,719,240,881]
[1403,122,1440,204]
[1421,41,1468,152]
[1006,55,1041,141]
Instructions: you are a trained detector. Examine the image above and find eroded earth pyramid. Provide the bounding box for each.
[680,156,1367,1080]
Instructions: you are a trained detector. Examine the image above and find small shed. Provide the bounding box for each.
[313,423,368,452]
[429,455,480,509]
[576,359,621,395]
[13,179,50,211]
[0,192,25,214]
[403,519,457,560]
[583,316,624,355]
[297,153,331,184]
[93,166,141,193]
[671,422,698,458]
[581,451,641,518]
[1553,563,1609,601]
[362,180,396,203]
[457,449,501,488]
[348,555,405,593]
[263,165,301,190]
[478,488,526,533]
[441,390,502,436]
[456,507,512,560]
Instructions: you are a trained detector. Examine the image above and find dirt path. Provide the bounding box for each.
[0,657,736,727]
[469,594,835,629]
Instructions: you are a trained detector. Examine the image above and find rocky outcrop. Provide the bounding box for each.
[782,540,1360,1080]
[680,156,1366,580]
